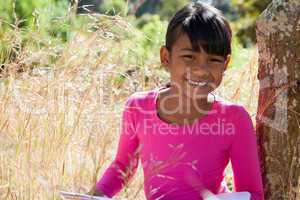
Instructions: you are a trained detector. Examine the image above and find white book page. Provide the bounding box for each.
[59,191,113,200]
[204,191,251,200]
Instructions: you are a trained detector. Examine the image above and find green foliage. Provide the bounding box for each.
[230,0,272,47]
[0,0,259,71]
[0,0,92,68]
[0,0,64,26]
[98,0,128,16]
[135,0,190,20]
[231,0,270,17]
[229,37,254,69]
[135,0,160,17]
[134,14,167,60]
[140,14,166,48]
[155,0,189,20]
[0,0,71,41]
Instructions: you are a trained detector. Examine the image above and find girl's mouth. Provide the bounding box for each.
[186,79,208,87]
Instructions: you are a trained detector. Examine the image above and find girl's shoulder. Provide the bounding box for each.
[123,88,157,111]
[126,89,156,103]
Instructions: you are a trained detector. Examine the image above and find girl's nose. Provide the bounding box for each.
[191,62,210,75]
[186,66,210,81]
[196,62,209,70]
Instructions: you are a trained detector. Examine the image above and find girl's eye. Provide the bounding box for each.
[182,55,194,60]
[210,58,224,63]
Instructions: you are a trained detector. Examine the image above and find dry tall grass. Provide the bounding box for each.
[0,13,259,200]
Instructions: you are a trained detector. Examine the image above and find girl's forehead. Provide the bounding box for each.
[171,33,227,59]
[173,34,193,51]
[172,34,205,54]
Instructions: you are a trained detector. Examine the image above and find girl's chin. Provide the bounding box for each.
[183,91,209,100]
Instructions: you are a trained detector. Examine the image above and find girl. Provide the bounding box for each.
[90,2,264,200]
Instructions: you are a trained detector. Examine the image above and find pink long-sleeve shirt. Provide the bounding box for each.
[96,86,264,200]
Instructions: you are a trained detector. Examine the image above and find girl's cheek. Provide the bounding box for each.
[183,67,193,76]
[183,60,195,67]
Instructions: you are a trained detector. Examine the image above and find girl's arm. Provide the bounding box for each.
[87,184,106,197]
[229,106,264,200]
[95,96,140,198]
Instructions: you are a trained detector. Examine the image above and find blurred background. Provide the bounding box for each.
[0,0,271,68]
[0,0,271,200]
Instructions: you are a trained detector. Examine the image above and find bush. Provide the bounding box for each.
[132,14,167,61]
[98,0,128,16]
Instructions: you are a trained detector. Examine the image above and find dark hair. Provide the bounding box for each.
[165,2,232,58]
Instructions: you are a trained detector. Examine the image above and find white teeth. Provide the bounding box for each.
[187,79,207,87]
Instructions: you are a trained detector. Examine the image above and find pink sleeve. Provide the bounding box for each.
[229,106,264,200]
[96,96,140,198]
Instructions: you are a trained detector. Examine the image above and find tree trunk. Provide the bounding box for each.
[256,0,300,199]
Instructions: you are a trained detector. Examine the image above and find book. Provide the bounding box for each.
[204,192,251,200]
[59,191,113,200]
[60,190,250,200]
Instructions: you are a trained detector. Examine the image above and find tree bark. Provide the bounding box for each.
[256,0,300,199]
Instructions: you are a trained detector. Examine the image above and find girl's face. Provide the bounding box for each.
[160,33,230,100]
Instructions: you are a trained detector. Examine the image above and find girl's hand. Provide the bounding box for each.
[87,185,107,197]
[60,190,110,200]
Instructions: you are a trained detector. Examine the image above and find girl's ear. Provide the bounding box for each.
[160,45,171,70]
[224,54,231,71]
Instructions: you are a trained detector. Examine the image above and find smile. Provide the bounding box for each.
[186,79,208,87]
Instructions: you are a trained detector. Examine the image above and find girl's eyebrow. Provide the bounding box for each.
[180,48,195,52]
[179,49,226,61]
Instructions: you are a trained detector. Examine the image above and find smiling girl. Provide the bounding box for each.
[89,2,264,200]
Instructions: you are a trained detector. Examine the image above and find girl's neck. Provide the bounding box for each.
[159,85,212,117]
